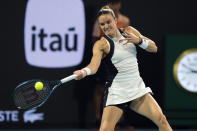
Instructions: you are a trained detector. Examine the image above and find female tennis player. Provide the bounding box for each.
[73,5,172,131]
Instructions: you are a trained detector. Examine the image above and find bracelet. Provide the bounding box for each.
[138,38,149,49]
[82,67,91,76]
[138,37,143,45]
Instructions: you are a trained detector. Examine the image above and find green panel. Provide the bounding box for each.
[165,35,197,110]
[165,110,197,118]
[168,119,197,126]
[164,35,197,127]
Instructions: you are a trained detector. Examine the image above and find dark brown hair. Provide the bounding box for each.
[97,5,116,18]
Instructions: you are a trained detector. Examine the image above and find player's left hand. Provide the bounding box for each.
[119,31,140,45]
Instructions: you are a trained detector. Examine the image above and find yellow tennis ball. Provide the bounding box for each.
[34,81,44,91]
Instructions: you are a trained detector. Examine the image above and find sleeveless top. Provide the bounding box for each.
[102,29,152,106]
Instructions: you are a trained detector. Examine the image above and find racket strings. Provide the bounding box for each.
[14,80,51,109]
[14,82,34,108]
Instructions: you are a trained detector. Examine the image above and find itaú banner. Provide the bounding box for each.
[24,0,85,68]
[0,109,44,123]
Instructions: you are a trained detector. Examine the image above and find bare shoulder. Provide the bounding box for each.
[125,26,140,33]
[120,26,142,37]
[93,37,109,55]
[126,26,137,32]
[120,26,133,32]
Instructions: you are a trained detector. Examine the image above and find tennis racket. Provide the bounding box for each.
[13,74,76,110]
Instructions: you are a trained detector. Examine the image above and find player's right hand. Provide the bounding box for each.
[73,70,85,80]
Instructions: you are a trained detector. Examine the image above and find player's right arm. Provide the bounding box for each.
[73,38,107,80]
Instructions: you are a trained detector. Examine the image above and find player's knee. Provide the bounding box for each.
[158,114,168,126]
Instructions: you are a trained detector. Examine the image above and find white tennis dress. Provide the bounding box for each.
[103,30,152,106]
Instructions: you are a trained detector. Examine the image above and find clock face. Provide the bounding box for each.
[173,49,197,93]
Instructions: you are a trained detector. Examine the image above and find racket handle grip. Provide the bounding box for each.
[60,74,76,84]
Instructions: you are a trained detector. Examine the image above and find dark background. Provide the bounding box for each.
[0,0,197,129]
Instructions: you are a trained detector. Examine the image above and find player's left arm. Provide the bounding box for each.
[124,26,157,53]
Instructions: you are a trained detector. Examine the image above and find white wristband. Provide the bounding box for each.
[139,39,149,49]
[82,67,91,76]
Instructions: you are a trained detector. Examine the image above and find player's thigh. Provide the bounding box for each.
[100,106,123,128]
[129,93,163,123]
